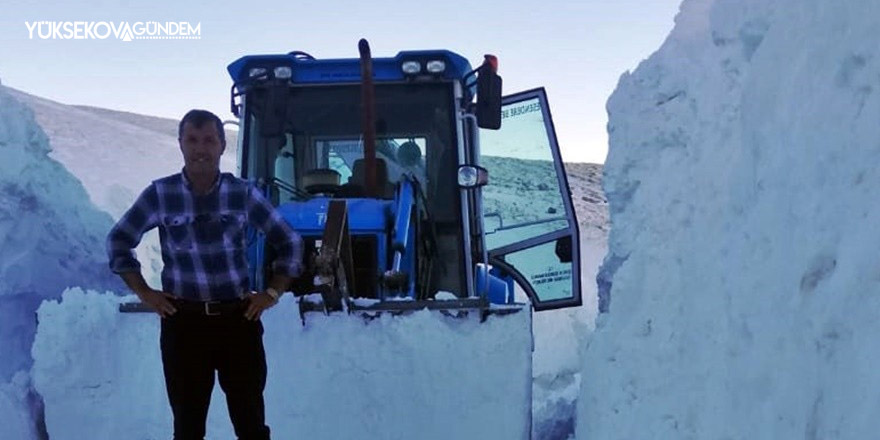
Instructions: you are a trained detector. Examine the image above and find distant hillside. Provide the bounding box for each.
[73,105,239,148]
[4,87,237,219]
[564,162,608,238]
[482,155,608,241]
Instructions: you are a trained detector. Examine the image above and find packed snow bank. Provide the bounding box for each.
[0,85,120,438]
[0,373,42,440]
[0,85,120,376]
[34,288,532,440]
[581,0,880,438]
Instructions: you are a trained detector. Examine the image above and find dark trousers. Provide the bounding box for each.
[160,312,271,440]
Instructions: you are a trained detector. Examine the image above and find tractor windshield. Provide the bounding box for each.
[241,81,466,298]
[242,82,457,205]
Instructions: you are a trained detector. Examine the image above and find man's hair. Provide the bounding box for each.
[178,109,225,144]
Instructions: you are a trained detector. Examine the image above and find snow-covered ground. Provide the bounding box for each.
[580,0,880,438]
[0,85,607,439]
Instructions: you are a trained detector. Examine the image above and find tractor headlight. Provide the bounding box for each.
[426,60,446,73]
[457,165,489,188]
[274,66,292,79]
[248,67,267,78]
[401,61,421,75]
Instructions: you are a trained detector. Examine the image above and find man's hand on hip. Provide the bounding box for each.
[119,272,177,318]
[138,289,178,318]
[245,292,278,321]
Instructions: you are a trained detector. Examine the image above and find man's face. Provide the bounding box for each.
[179,121,225,176]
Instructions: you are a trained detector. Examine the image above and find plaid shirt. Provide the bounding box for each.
[107,171,302,301]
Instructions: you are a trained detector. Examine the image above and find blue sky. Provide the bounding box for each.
[0,0,680,163]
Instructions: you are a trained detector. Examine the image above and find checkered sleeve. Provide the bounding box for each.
[106,184,160,273]
[247,185,303,277]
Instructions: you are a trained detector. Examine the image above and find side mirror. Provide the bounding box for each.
[457,165,489,189]
[476,55,502,130]
[554,235,573,263]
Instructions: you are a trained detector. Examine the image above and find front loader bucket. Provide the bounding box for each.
[296,294,523,325]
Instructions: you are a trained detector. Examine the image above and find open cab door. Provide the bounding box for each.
[478,88,581,311]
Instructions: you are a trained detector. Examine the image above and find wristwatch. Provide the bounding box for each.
[265,287,280,302]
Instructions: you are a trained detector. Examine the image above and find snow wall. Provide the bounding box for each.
[581,0,880,438]
[0,85,121,439]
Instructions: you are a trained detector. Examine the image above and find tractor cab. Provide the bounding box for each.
[227,42,581,318]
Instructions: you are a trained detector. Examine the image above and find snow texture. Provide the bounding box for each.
[0,85,122,440]
[581,0,880,439]
[33,288,531,440]
[0,373,42,440]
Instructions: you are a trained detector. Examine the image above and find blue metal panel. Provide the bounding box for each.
[277,198,390,233]
[483,265,513,304]
[228,50,473,85]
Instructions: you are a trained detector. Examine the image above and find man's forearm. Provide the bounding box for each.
[119,271,152,297]
[266,274,292,296]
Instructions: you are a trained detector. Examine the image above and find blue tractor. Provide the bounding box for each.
[225,40,582,320]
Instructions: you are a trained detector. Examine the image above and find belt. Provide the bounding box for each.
[172,298,246,317]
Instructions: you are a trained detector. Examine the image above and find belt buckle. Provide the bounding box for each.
[204,301,221,316]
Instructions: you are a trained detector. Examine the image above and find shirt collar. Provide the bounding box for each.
[181,168,222,194]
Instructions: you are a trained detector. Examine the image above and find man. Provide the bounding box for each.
[106,109,302,440]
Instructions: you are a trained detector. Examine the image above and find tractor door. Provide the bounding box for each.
[478,88,581,311]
